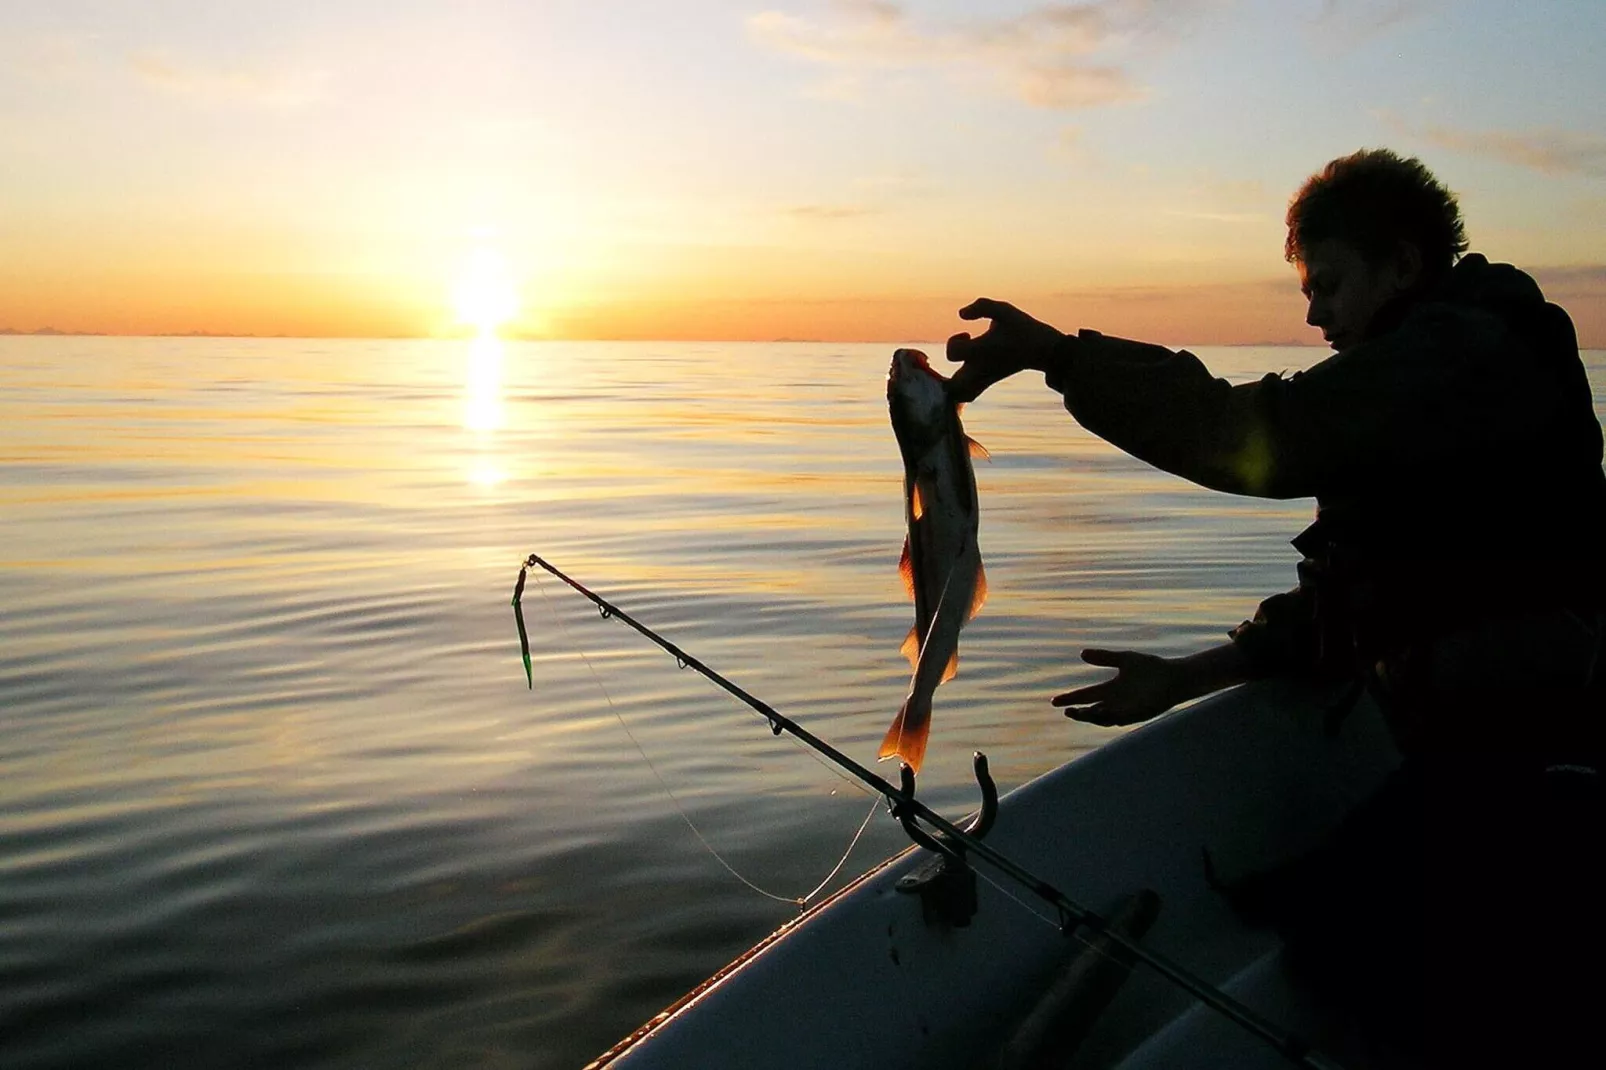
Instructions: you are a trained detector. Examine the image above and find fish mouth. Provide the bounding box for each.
[889,348,933,379]
[887,348,931,397]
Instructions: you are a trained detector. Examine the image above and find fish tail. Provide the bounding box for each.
[878,693,932,774]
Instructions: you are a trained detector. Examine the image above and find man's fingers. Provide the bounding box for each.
[946,365,984,405]
[1080,648,1131,668]
[958,297,1013,322]
[1064,704,1118,727]
[1051,682,1108,708]
[946,332,975,363]
[947,297,1037,401]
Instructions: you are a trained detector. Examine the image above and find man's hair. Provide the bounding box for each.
[1285,149,1468,277]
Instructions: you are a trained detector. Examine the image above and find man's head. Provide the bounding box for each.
[1286,149,1467,352]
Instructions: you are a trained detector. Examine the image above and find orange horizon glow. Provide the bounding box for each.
[6,271,1602,348]
[4,6,1603,350]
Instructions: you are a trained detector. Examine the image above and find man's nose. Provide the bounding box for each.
[1305,298,1328,328]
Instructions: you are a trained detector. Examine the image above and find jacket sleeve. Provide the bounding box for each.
[1043,330,1291,496]
[1228,583,1322,678]
[1043,317,1563,500]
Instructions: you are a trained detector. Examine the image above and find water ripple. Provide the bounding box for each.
[0,338,1600,1068]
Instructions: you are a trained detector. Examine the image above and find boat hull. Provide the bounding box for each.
[588,680,1402,1069]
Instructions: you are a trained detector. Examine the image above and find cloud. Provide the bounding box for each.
[1029,274,1316,347]
[1198,176,1269,205]
[1424,126,1606,179]
[1,33,95,81]
[1381,113,1606,178]
[853,170,928,191]
[1528,266,1606,347]
[778,166,935,222]
[802,71,868,102]
[1531,264,1606,289]
[747,3,913,67]
[1054,125,1093,163]
[1014,64,1136,109]
[1161,174,1276,224]
[783,203,881,220]
[130,52,326,109]
[1314,0,1432,38]
[748,1,1211,111]
[1051,276,1292,303]
[1166,210,1270,224]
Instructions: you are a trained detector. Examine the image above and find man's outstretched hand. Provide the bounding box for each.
[1051,649,1183,727]
[1053,642,1254,728]
[946,298,1065,404]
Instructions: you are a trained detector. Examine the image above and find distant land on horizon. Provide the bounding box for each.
[0,326,1333,348]
[13,328,1606,352]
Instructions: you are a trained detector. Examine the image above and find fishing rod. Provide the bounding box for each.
[514,551,1348,1070]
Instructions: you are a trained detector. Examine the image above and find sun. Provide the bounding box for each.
[453,249,518,336]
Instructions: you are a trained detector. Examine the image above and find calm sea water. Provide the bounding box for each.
[3,337,1603,1068]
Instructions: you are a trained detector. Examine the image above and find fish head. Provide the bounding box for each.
[887,349,950,450]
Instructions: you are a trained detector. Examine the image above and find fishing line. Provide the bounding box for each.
[973,865,1065,933]
[519,551,1349,1070]
[531,569,881,908]
[670,642,881,803]
[888,558,960,756]
[798,796,881,903]
[974,866,1139,979]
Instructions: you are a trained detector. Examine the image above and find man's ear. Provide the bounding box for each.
[1393,240,1424,291]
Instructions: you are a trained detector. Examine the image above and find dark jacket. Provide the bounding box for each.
[1044,254,1606,752]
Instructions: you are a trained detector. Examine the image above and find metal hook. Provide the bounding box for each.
[964,752,998,838]
[890,752,998,858]
[893,752,999,928]
[891,764,963,862]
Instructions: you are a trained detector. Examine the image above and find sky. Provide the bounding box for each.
[1,0,1603,344]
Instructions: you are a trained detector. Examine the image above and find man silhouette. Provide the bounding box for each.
[948,149,1603,1063]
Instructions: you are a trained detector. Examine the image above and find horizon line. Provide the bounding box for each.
[0,328,1334,348]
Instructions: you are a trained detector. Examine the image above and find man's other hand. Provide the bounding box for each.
[1053,642,1252,727]
[946,298,1064,404]
[1052,649,1182,727]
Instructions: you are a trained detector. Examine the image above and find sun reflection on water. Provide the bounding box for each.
[464,332,504,434]
[454,247,517,486]
[463,333,509,489]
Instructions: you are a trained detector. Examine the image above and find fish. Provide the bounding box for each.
[881,348,988,774]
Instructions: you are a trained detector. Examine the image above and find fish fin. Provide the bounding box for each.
[940,649,959,684]
[967,560,988,621]
[899,537,915,600]
[911,481,924,520]
[878,694,932,774]
[967,436,991,461]
[900,625,921,668]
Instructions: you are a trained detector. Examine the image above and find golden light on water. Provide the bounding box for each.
[463,331,507,485]
[455,249,515,475]
[463,332,503,434]
[468,458,507,487]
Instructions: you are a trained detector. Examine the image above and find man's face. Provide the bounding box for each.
[1297,238,1417,353]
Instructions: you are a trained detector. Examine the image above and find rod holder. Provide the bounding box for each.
[892,752,998,927]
